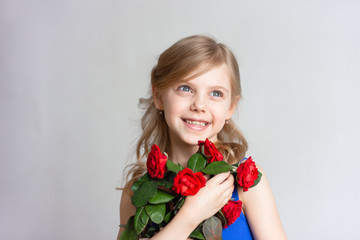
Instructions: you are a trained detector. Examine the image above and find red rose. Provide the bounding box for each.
[221,200,243,228]
[198,138,223,163]
[146,145,167,179]
[172,168,206,196]
[236,156,259,192]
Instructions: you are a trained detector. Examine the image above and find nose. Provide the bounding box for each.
[190,94,206,113]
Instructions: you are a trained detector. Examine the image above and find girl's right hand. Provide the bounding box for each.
[180,172,234,226]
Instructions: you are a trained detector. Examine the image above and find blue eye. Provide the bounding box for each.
[178,85,191,92]
[210,90,223,97]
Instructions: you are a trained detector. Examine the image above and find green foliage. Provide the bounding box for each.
[189,229,205,239]
[134,207,149,234]
[202,216,222,240]
[173,196,185,214]
[131,173,150,192]
[166,159,184,173]
[145,203,166,224]
[131,181,157,208]
[187,153,207,172]
[216,210,227,227]
[203,161,232,175]
[155,177,173,189]
[164,211,172,224]
[143,226,157,237]
[119,216,137,240]
[251,171,263,188]
[149,189,175,204]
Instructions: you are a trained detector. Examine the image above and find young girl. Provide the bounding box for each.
[117,35,286,240]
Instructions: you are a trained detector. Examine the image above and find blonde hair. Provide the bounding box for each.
[122,35,248,193]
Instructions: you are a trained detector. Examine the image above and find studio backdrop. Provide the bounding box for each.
[1,0,359,239]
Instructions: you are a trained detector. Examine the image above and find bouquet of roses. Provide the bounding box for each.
[120,139,262,240]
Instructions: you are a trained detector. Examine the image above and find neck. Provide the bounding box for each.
[167,135,219,167]
[168,140,199,167]
[170,146,198,167]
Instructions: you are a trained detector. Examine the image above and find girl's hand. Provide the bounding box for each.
[150,172,234,240]
[180,172,234,226]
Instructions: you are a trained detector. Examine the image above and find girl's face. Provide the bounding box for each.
[154,64,236,147]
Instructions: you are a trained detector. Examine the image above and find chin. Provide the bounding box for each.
[184,139,201,147]
[183,135,216,146]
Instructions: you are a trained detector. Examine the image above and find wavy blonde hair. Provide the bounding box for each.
[122,35,248,193]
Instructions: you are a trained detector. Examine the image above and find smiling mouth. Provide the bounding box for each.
[182,119,209,127]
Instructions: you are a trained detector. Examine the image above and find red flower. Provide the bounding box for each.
[236,156,259,192]
[221,200,243,228]
[198,138,223,163]
[172,168,206,196]
[146,145,167,179]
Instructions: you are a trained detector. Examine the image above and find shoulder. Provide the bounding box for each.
[237,163,287,239]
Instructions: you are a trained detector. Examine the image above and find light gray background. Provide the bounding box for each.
[1,0,359,239]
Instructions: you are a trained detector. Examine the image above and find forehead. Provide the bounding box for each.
[182,64,232,88]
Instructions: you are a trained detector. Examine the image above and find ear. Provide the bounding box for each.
[152,87,164,110]
[226,96,239,119]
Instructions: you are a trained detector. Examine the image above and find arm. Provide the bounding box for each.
[117,190,136,240]
[118,172,234,240]
[238,165,287,240]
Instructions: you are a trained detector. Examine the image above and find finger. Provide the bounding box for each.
[221,188,234,205]
[217,190,233,208]
[218,177,235,193]
[208,172,230,184]
[224,186,234,199]
[222,193,233,206]
[219,174,235,188]
[227,173,234,181]
[223,173,235,185]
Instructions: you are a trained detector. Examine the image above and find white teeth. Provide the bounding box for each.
[185,120,207,126]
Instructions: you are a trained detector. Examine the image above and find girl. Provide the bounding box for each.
[117,35,286,240]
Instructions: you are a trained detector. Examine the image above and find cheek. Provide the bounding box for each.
[164,97,188,115]
[163,101,184,127]
[212,103,232,118]
[164,102,179,117]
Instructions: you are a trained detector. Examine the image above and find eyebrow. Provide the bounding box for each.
[210,86,230,93]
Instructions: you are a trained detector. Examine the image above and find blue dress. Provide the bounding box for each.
[222,188,254,239]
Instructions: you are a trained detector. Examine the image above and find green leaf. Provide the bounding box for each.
[149,189,175,204]
[173,197,185,214]
[202,161,232,175]
[131,181,157,208]
[187,153,207,172]
[145,203,166,224]
[131,173,150,192]
[119,216,138,240]
[166,160,183,173]
[251,171,262,188]
[202,216,222,240]
[134,206,149,234]
[189,229,205,239]
[164,211,172,224]
[216,210,227,227]
[144,226,157,237]
[155,178,173,189]
[200,145,205,155]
